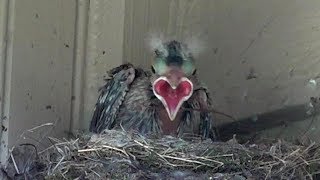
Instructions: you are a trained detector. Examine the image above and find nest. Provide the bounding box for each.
[2,130,320,180]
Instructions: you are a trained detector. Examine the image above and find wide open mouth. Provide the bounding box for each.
[152,76,193,120]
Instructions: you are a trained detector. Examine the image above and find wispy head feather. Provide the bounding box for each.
[183,36,206,58]
[146,32,168,57]
[145,31,206,58]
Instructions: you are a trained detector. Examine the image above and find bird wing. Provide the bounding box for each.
[182,82,217,140]
[196,87,217,140]
[114,70,161,135]
[89,63,136,133]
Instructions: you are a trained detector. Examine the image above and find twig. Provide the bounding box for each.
[77,148,99,153]
[10,153,20,174]
[192,155,224,166]
[27,123,54,133]
[158,154,215,168]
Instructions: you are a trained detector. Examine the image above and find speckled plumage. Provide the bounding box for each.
[89,63,217,140]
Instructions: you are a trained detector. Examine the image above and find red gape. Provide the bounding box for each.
[154,79,192,114]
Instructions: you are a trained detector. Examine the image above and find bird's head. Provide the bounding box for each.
[151,40,196,121]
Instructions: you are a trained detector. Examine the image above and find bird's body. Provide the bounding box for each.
[89,40,217,140]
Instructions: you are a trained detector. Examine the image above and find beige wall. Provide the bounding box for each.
[1,0,320,163]
[0,0,125,163]
[0,0,77,163]
[79,0,125,132]
[69,0,126,134]
[0,0,9,164]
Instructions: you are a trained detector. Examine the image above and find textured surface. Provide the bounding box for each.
[0,0,77,164]
[0,0,9,165]
[0,0,126,163]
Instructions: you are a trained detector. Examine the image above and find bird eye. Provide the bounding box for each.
[151,66,156,73]
[192,69,197,75]
[155,50,161,56]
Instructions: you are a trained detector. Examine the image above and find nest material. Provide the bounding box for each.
[3,130,320,180]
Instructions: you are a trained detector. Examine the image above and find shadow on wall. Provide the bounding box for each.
[217,97,320,142]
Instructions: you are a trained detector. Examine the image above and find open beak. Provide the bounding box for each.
[153,76,193,120]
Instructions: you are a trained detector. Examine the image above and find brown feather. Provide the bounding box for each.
[89,63,217,140]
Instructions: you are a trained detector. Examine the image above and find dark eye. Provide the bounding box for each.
[151,66,156,73]
[155,50,161,56]
[192,69,197,75]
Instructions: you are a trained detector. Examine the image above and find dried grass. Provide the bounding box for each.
[2,129,320,180]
